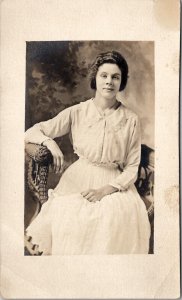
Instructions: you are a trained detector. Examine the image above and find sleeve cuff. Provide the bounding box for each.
[41,138,53,146]
[108,182,125,192]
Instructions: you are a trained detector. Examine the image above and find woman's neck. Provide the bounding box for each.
[94,93,117,111]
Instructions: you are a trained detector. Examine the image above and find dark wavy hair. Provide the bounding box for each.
[89,51,128,91]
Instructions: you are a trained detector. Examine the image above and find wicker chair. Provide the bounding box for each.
[24,143,154,255]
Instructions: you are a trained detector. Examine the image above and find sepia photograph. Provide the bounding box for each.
[24,41,154,255]
[0,0,180,298]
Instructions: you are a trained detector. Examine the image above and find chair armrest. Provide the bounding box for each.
[25,143,54,255]
[25,143,53,206]
[25,143,53,164]
[135,144,154,221]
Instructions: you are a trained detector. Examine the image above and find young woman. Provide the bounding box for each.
[25,51,151,255]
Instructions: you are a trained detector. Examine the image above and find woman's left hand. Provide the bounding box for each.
[81,185,118,203]
[81,188,104,202]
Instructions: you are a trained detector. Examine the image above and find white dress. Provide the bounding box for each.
[25,98,151,255]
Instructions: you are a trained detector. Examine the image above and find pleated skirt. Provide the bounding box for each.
[26,158,151,255]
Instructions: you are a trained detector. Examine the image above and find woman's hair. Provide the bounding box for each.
[89,50,128,91]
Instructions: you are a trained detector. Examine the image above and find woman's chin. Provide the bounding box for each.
[102,93,116,100]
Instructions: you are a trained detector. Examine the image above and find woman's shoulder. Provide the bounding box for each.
[78,98,93,108]
[70,98,92,111]
[120,103,139,121]
[69,99,93,120]
[63,99,89,115]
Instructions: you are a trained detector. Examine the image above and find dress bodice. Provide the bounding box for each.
[70,99,139,168]
[25,98,141,191]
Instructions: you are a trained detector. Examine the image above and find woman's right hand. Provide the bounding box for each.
[43,139,64,173]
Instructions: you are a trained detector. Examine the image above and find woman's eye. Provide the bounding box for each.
[113,76,120,80]
[101,74,107,78]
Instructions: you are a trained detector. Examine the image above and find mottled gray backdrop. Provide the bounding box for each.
[26,41,154,147]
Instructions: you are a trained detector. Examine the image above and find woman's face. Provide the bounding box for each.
[95,63,122,100]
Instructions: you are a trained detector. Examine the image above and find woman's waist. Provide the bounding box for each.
[76,156,120,170]
[55,156,122,193]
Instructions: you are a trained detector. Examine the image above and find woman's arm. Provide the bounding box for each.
[81,185,118,202]
[25,106,72,144]
[25,106,73,172]
[82,116,141,202]
[109,116,141,191]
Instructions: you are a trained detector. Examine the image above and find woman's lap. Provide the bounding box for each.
[26,186,150,255]
[26,160,151,255]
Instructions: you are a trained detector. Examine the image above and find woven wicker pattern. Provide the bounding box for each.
[26,144,53,205]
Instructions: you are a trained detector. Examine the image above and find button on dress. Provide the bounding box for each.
[25,99,151,254]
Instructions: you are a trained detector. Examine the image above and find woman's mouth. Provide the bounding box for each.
[104,88,114,91]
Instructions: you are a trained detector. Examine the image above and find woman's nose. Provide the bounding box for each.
[106,76,112,84]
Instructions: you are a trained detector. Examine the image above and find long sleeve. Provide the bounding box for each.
[109,116,141,191]
[25,106,72,145]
